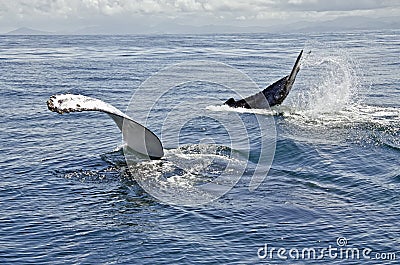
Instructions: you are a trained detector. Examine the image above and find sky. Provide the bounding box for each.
[0,0,399,33]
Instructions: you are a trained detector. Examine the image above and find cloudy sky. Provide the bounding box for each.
[1,0,399,33]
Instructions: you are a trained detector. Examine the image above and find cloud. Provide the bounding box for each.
[279,0,400,11]
[3,0,396,17]
[0,0,399,32]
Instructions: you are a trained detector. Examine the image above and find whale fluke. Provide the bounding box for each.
[224,50,304,109]
[47,94,164,159]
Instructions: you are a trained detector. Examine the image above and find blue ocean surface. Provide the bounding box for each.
[0,31,399,264]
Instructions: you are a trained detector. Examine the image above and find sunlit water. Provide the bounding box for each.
[0,31,399,264]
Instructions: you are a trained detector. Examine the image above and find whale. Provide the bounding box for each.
[47,51,303,160]
[224,50,303,109]
[47,94,164,159]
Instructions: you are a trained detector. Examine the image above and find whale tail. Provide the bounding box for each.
[224,50,304,109]
[47,94,164,159]
[285,49,303,96]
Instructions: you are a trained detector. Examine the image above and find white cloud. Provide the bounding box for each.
[0,0,399,32]
[2,0,399,17]
[288,0,318,5]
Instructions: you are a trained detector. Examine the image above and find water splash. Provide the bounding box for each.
[127,144,247,206]
[271,45,399,149]
[288,46,361,115]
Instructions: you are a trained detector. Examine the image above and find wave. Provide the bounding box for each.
[276,104,400,129]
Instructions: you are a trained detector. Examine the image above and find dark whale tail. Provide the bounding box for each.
[286,49,303,93]
[224,50,304,109]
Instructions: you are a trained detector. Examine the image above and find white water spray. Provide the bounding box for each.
[288,47,361,115]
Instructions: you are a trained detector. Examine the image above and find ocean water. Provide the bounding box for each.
[1,31,399,264]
